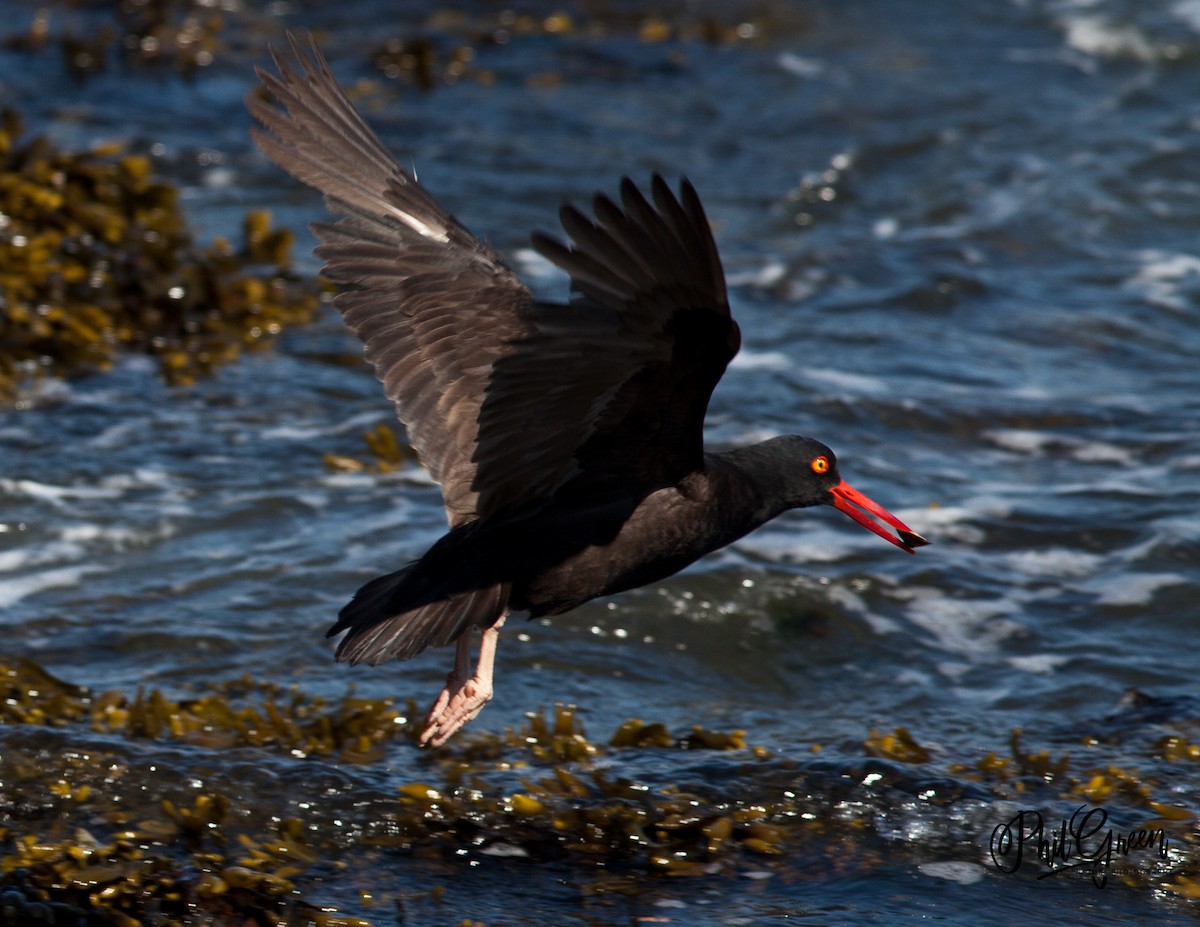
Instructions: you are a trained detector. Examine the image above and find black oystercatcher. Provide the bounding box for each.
[249,34,928,746]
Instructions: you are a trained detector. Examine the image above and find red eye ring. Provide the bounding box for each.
[811,456,830,474]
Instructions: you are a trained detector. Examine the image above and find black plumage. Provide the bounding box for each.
[249,34,926,746]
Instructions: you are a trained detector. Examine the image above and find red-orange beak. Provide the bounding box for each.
[829,481,929,553]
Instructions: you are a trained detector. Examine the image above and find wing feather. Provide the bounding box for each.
[250,32,738,527]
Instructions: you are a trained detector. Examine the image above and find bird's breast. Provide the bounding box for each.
[516,469,763,616]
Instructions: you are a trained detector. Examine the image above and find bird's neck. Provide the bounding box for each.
[703,444,800,533]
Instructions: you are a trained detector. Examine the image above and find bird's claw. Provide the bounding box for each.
[419,673,492,747]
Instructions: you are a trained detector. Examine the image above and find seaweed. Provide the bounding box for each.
[4,0,795,89]
[1,657,1197,923]
[0,109,321,401]
[4,1,224,78]
[0,1,795,403]
[364,3,786,92]
[324,423,418,474]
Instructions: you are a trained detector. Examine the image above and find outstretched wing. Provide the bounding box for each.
[249,33,738,527]
[527,175,739,493]
[249,33,554,525]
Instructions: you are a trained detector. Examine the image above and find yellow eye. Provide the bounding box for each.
[811,456,830,474]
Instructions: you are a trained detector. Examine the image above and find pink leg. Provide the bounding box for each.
[419,615,506,747]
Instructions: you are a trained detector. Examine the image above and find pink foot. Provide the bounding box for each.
[418,615,505,747]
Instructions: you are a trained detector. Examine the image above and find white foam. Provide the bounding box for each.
[60,524,147,547]
[1123,249,1200,312]
[896,666,932,687]
[1173,0,1200,32]
[984,428,1052,455]
[1002,548,1104,579]
[893,585,1023,658]
[318,471,387,489]
[86,420,143,450]
[938,661,970,682]
[260,409,383,441]
[734,528,851,564]
[856,606,902,636]
[1062,14,1155,61]
[729,349,791,370]
[1085,572,1189,606]
[1008,654,1071,675]
[0,564,102,608]
[802,367,889,395]
[0,478,123,505]
[1070,441,1135,464]
[0,542,72,571]
[1,469,176,505]
[984,429,1135,465]
[202,166,235,189]
[512,247,558,280]
[727,260,787,288]
[920,861,986,885]
[1128,249,1200,280]
[0,538,86,572]
[908,502,993,545]
[777,53,825,78]
[873,217,899,239]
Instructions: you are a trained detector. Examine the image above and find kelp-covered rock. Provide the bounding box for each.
[0,110,320,400]
[0,659,412,760]
[3,0,224,78]
[3,0,792,91]
[364,2,783,91]
[0,658,1197,923]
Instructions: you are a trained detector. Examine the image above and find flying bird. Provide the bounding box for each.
[248,34,928,746]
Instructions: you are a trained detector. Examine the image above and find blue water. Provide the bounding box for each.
[2,0,1198,923]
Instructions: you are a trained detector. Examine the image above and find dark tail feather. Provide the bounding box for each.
[328,566,510,666]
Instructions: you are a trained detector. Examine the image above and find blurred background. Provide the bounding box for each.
[1,1,1198,924]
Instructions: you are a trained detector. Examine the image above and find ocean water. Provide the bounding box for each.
[1,0,1198,923]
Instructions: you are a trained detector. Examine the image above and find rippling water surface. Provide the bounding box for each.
[3,0,1199,923]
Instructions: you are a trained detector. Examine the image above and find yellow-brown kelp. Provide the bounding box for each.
[0,658,1196,923]
[4,1,223,79]
[0,109,320,401]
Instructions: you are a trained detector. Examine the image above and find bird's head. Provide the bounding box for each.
[748,436,929,554]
